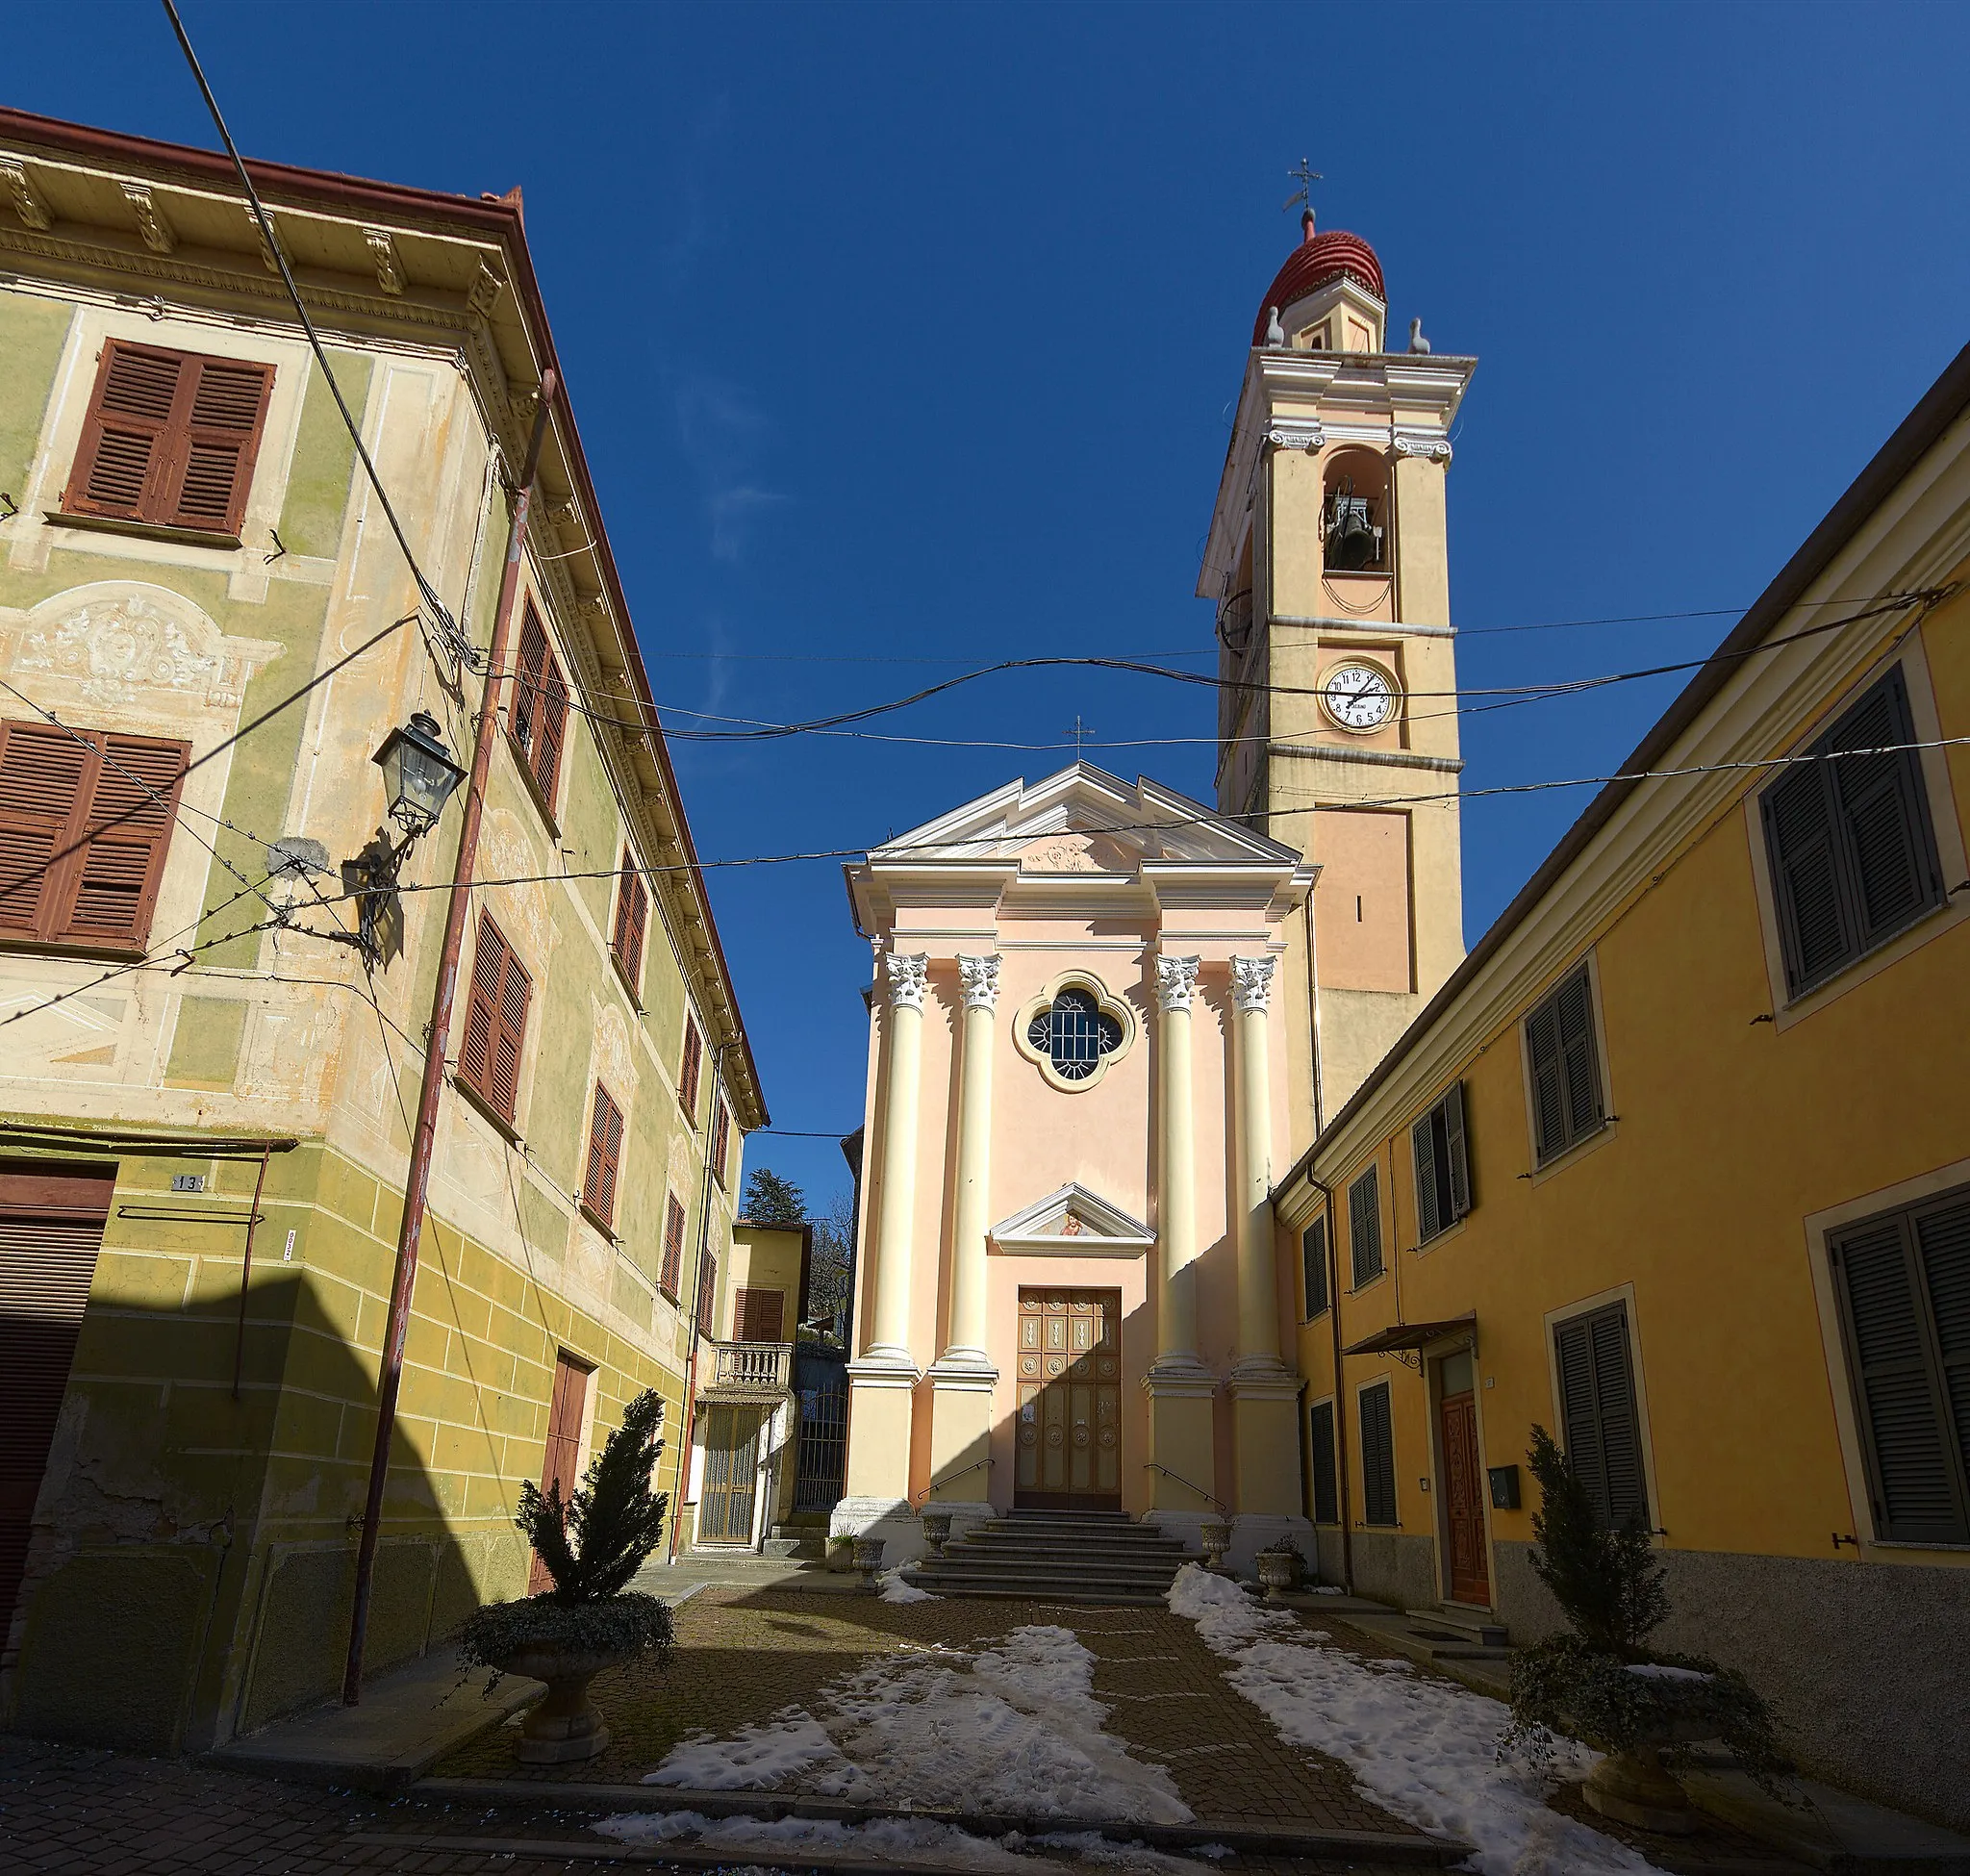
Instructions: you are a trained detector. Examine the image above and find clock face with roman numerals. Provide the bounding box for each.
[1321,662,1399,732]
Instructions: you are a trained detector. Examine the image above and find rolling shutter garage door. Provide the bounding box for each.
[0,1164,114,1629]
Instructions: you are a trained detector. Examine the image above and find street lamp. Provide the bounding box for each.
[336,712,467,965]
[371,710,466,837]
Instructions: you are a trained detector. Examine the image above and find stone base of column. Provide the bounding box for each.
[926,1356,998,1508]
[1143,1363,1218,1515]
[1227,1364,1302,1518]
[844,1355,918,1505]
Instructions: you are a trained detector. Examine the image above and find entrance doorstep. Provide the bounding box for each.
[210,1646,541,1792]
[1681,1765,1970,1875]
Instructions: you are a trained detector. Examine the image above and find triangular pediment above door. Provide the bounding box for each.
[989,1182,1155,1257]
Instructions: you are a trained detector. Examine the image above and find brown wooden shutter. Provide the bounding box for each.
[511,602,547,752]
[679,1016,702,1121]
[1359,1381,1397,1526]
[64,342,184,520]
[661,1194,686,1299]
[164,357,275,533]
[458,917,504,1102]
[612,854,648,991]
[532,662,568,812]
[491,936,532,1125]
[1309,1399,1340,1525]
[583,1084,623,1230]
[0,723,90,937]
[0,1164,114,1630]
[733,1287,785,1343]
[529,1352,591,1593]
[711,1101,730,1189]
[0,722,185,950]
[66,733,186,946]
[1554,1302,1649,1532]
[695,1248,718,1338]
[1831,1195,1970,1545]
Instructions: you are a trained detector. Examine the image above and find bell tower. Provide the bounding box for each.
[1200,209,1478,1126]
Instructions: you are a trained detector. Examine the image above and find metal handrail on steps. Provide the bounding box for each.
[912,1458,993,1508]
[1142,1461,1226,1512]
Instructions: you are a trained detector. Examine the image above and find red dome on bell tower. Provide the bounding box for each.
[1252,212,1385,345]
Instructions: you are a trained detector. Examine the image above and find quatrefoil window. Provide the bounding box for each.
[1014,972,1136,1093]
[1027,989,1123,1081]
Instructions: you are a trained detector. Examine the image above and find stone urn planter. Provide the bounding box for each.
[1582,1731,1709,1835]
[454,1389,675,1766]
[920,1508,953,1556]
[1255,1544,1304,1598]
[851,1534,886,1588]
[1199,1519,1232,1572]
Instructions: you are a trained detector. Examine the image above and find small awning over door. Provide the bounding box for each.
[1341,1312,1476,1356]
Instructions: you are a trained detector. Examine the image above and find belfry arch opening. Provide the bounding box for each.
[1322,447,1391,576]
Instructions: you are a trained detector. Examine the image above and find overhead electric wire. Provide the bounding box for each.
[161,0,472,668]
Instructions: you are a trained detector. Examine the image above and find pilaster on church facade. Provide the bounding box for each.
[833,764,1315,1570]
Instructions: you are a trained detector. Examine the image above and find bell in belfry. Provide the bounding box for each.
[1325,476,1382,571]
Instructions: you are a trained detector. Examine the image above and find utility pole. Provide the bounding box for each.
[341,370,558,1704]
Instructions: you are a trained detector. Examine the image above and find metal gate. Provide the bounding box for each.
[792,1345,847,1513]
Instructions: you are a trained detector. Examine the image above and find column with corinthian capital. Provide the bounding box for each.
[926,952,999,1521]
[1225,951,1306,1536]
[1144,953,1218,1524]
[840,951,929,1540]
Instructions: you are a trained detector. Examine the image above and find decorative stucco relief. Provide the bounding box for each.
[474,806,558,975]
[6,583,283,714]
[591,996,638,1102]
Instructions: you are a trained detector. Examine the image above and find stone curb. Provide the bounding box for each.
[411,1777,1473,1864]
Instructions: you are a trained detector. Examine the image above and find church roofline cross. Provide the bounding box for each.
[1282,156,1323,219]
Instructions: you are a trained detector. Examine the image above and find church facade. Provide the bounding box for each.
[831,213,1476,1569]
[833,767,1313,1566]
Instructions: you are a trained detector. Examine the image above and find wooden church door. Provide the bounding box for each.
[1015,1288,1122,1509]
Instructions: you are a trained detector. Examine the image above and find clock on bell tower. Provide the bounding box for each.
[1199,205,1477,1125]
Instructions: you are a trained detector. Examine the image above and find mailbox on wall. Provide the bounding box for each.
[1487,1464,1521,1510]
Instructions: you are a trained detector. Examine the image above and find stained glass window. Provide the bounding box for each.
[1027,987,1123,1081]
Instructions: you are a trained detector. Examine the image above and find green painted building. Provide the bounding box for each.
[0,108,767,1752]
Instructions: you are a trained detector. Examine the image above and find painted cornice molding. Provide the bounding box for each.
[989,1180,1155,1257]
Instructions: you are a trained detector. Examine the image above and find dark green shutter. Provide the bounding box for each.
[1301,1215,1329,1318]
[1360,1382,1397,1526]
[1554,1302,1648,1531]
[1309,1400,1340,1525]
[1762,669,1943,998]
[1412,1111,1441,1243]
[1528,967,1603,1164]
[1350,1168,1382,1286]
[1444,1080,1471,1221]
[1831,1195,1970,1545]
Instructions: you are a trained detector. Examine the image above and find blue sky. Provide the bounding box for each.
[12,3,1968,1215]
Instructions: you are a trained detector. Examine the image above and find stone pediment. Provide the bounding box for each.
[871,761,1303,873]
[990,1182,1154,1257]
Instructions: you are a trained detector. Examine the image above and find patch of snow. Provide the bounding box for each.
[878,1566,939,1603]
[640,1711,847,1790]
[1305,1583,1346,1594]
[1163,1565,1665,1876]
[639,1621,1189,1827]
[1626,1662,1709,1682]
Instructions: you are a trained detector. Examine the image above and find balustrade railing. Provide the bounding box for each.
[711,1340,793,1390]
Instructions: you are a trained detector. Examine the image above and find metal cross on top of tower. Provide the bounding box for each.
[1068,715,1095,758]
[1282,157,1323,216]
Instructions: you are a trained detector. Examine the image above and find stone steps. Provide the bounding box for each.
[902,1509,1191,1606]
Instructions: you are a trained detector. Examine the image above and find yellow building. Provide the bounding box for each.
[1272,342,1970,1828]
[0,109,765,1749]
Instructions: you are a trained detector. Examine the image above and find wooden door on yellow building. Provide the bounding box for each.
[1015,1288,1121,1509]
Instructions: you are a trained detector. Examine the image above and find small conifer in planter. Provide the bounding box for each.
[457,1389,675,1763]
[1504,1427,1784,1834]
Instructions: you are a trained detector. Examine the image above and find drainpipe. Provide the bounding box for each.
[1307,1171,1352,1594]
[668,1038,732,1564]
[341,372,557,1706]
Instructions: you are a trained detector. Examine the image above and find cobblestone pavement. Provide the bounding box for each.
[0,1735,1385,1874]
[434,1588,1412,1839]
